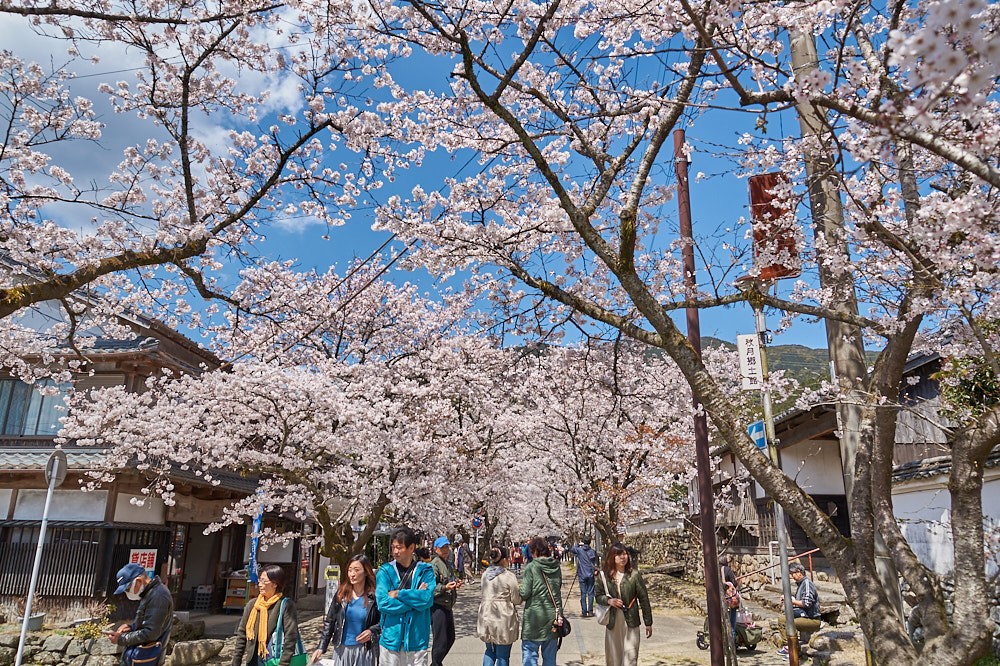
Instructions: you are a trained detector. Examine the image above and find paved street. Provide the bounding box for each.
[210,570,798,666]
[443,576,792,666]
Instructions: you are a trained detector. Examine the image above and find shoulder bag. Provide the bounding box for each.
[541,573,571,644]
[594,571,612,626]
[264,599,308,666]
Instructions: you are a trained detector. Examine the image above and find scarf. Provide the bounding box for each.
[247,593,283,658]
[484,565,506,581]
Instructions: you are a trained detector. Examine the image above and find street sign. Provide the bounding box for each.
[747,420,766,449]
[44,450,68,488]
[471,516,483,529]
[737,334,763,390]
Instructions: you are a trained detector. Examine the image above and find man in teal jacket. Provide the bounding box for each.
[376,527,437,666]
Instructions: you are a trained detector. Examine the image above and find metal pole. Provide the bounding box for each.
[14,472,57,666]
[753,299,799,666]
[674,128,726,666]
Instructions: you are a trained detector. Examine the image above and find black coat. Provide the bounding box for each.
[232,597,299,666]
[120,577,173,666]
[316,591,380,653]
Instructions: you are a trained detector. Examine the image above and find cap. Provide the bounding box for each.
[114,562,146,595]
[433,536,450,549]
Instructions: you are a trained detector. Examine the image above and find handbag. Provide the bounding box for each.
[541,573,571,643]
[264,599,308,666]
[594,571,612,626]
[122,642,162,666]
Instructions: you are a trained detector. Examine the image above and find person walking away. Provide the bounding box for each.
[375,527,436,666]
[107,563,174,666]
[518,537,563,666]
[429,536,462,666]
[719,556,739,641]
[570,539,599,617]
[455,536,474,582]
[510,543,523,574]
[476,546,522,666]
[232,565,300,666]
[594,543,652,666]
[776,563,821,657]
[311,555,380,666]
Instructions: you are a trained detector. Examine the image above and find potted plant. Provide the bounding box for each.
[16,594,46,631]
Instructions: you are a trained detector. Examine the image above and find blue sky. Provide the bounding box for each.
[2,11,832,352]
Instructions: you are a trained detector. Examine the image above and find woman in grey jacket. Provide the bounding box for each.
[477,546,522,666]
[232,565,300,666]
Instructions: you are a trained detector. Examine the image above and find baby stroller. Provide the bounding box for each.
[696,607,763,651]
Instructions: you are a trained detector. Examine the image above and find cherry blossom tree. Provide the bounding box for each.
[361,2,999,662]
[0,0,387,368]
[60,262,516,573]
[507,339,704,545]
[9,0,1000,660]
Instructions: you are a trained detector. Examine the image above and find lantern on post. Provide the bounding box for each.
[747,172,800,281]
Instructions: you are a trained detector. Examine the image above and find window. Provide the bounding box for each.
[0,378,70,436]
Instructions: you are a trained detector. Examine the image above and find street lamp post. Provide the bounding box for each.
[15,450,67,666]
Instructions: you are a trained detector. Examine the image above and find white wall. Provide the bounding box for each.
[113,493,166,524]
[243,531,294,563]
[13,489,108,521]
[780,439,846,494]
[0,488,11,518]
[893,472,1000,575]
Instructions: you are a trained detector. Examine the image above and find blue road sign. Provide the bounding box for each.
[747,420,767,449]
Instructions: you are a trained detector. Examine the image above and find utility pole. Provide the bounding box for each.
[751,294,800,666]
[788,27,905,662]
[674,129,726,666]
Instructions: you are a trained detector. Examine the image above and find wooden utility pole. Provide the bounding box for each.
[674,129,727,666]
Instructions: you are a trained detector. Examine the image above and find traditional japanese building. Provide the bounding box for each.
[0,304,310,620]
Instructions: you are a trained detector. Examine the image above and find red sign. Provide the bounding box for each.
[748,172,800,281]
[130,548,157,575]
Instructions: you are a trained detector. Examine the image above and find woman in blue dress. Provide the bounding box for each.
[311,555,381,666]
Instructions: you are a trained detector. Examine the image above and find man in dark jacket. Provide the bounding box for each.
[429,537,461,666]
[108,563,173,666]
[570,539,599,617]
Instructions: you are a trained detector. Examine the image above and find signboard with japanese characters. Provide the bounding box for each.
[737,334,763,390]
[129,548,158,577]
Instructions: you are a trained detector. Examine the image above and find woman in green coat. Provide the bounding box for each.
[518,537,564,666]
[594,543,652,666]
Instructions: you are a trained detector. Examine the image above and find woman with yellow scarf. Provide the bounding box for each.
[232,565,300,666]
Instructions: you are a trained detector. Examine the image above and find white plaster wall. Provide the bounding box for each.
[0,488,12,517]
[893,474,1000,575]
[243,531,295,564]
[13,489,108,521]
[780,440,846,494]
[113,493,166,524]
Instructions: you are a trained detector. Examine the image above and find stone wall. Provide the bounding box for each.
[623,530,700,574]
[0,620,212,666]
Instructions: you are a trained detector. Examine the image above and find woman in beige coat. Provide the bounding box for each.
[477,546,522,666]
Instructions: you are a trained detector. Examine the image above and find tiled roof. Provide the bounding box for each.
[0,448,258,494]
[892,447,1000,483]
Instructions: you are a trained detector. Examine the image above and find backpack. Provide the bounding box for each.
[724,581,741,609]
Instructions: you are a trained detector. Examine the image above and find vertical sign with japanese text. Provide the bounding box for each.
[737,334,763,390]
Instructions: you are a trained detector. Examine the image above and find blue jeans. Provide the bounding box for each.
[483,643,511,666]
[521,639,557,666]
[579,576,595,614]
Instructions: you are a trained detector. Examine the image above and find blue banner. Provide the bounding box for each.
[248,508,263,583]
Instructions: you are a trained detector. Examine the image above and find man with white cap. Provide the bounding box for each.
[429,537,462,666]
[107,562,174,666]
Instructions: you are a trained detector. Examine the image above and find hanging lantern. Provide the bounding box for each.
[747,172,800,281]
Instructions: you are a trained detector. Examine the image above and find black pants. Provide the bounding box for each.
[430,604,455,666]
